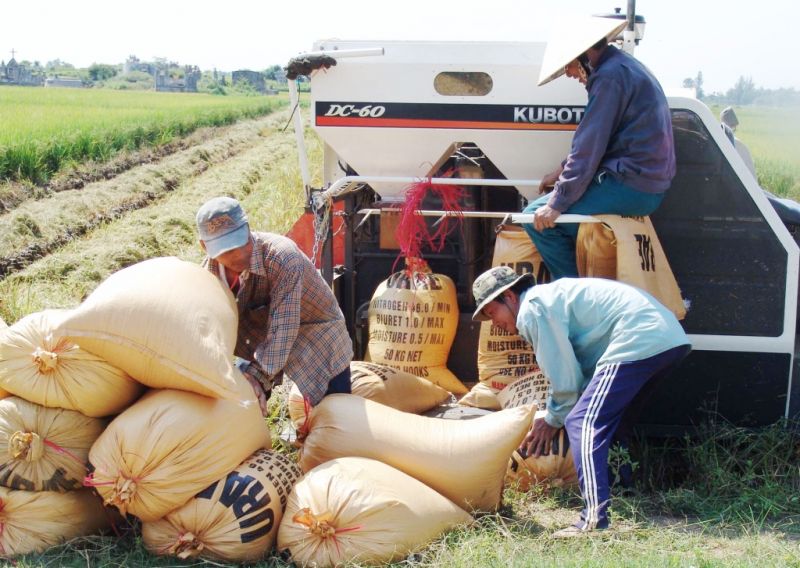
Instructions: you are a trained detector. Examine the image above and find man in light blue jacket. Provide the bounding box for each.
[472,266,690,537]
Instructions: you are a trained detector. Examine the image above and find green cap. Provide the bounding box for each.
[472,266,534,321]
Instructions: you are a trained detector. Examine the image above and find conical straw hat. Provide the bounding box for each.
[538,17,627,86]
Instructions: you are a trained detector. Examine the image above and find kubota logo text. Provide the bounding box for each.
[513,106,585,124]
[323,104,387,118]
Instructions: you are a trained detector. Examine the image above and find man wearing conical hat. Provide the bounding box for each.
[472,266,690,537]
[522,17,676,280]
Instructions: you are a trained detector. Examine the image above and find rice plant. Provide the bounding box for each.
[0,86,286,184]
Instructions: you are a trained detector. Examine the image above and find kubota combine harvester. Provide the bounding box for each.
[284,5,799,433]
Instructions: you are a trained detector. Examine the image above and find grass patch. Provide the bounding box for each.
[0,87,288,184]
[4,104,800,566]
[712,105,800,199]
[0,110,301,323]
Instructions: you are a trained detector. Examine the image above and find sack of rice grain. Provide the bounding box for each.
[458,382,501,410]
[477,227,550,400]
[57,257,241,399]
[278,457,472,568]
[0,397,105,492]
[496,374,549,411]
[0,487,111,556]
[287,361,451,429]
[367,262,465,394]
[88,370,270,521]
[143,449,301,563]
[299,394,532,511]
[505,411,577,491]
[576,215,686,320]
[0,310,142,417]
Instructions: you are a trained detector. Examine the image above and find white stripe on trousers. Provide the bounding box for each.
[580,362,619,529]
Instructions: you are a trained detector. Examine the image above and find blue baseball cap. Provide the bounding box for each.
[196,197,250,258]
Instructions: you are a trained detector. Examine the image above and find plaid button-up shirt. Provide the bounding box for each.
[205,232,352,405]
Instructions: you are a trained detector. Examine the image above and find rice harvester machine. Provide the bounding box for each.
[283,8,799,434]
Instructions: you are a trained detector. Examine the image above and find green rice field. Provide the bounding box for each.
[0,86,286,184]
[713,105,800,198]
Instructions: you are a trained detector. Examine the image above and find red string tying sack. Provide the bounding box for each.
[295,397,314,445]
[291,508,362,559]
[394,173,463,274]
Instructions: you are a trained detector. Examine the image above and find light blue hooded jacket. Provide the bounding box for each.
[515,278,690,427]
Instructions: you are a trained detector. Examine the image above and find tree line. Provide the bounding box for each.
[683,71,800,106]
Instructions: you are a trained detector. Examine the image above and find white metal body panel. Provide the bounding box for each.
[311,40,584,199]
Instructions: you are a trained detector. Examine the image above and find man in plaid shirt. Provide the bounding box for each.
[196,196,353,414]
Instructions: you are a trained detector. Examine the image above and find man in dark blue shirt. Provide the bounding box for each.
[523,17,676,279]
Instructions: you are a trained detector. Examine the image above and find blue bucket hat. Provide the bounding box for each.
[196,197,250,258]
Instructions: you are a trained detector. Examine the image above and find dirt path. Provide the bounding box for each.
[0,109,296,281]
[0,108,303,321]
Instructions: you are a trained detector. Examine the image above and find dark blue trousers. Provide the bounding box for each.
[564,344,690,530]
[324,366,352,396]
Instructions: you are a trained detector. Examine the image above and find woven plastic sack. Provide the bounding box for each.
[57,257,241,399]
[0,486,111,556]
[0,397,105,492]
[458,382,501,410]
[367,263,465,394]
[278,457,472,567]
[0,310,142,417]
[576,215,686,320]
[288,361,451,429]
[88,369,270,521]
[478,227,550,394]
[143,449,301,563]
[497,373,549,411]
[505,411,577,491]
[300,394,532,511]
[0,315,6,400]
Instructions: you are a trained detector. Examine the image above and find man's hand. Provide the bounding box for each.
[533,204,561,232]
[519,417,560,458]
[539,166,564,194]
[243,370,269,417]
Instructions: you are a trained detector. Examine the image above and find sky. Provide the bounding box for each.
[4,0,798,94]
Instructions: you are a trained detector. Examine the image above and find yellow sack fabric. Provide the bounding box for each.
[478,227,551,393]
[57,257,241,399]
[367,263,465,394]
[288,362,451,429]
[0,315,6,400]
[576,215,686,320]
[505,411,577,491]
[0,310,142,417]
[143,449,302,563]
[497,374,549,411]
[278,457,472,568]
[300,394,532,511]
[88,370,270,521]
[458,382,501,410]
[0,397,105,492]
[0,486,111,556]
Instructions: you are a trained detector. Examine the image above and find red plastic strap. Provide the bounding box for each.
[394,171,463,271]
[43,439,88,471]
[298,396,313,439]
[83,472,114,487]
[0,501,8,560]
[330,524,363,557]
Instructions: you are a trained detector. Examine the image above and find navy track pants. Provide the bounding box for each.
[564,344,690,530]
